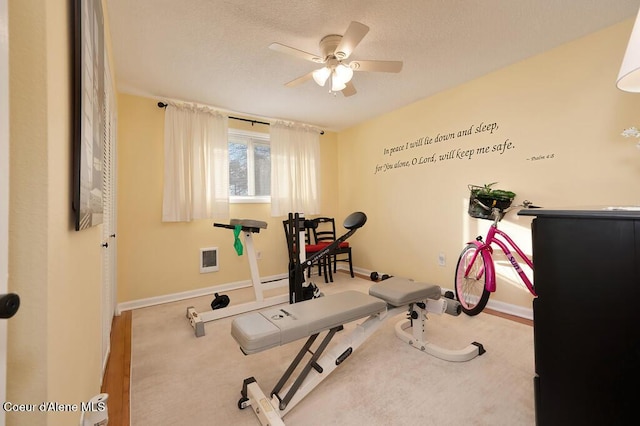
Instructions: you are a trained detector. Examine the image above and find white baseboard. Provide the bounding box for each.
[116,273,287,313]
[483,298,533,320]
[117,267,534,321]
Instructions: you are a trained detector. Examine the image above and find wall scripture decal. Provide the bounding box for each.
[374,121,555,175]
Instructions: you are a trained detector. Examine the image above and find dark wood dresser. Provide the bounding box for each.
[518,207,640,425]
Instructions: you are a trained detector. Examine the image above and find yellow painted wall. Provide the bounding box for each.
[7,0,108,424]
[116,93,339,302]
[337,19,640,309]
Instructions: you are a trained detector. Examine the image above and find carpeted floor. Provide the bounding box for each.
[130,274,535,425]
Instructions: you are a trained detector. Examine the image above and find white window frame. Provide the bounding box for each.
[228,128,271,204]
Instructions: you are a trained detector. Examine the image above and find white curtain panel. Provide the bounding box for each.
[270,121,321,216]
[162,103,229,221]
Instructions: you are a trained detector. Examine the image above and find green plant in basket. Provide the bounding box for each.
[471,182,516,201]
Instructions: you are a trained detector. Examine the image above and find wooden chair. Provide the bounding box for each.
[312,217,354,279]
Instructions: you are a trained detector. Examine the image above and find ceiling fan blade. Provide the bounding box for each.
[269,42,324,63]
[341,81,357,97]
[335,21,369,60]
[350,60,403,73]
[285,71,314,87]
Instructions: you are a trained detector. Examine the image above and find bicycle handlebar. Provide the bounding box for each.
[473,198,538,212]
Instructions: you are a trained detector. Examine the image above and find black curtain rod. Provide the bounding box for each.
[157,102,324,134]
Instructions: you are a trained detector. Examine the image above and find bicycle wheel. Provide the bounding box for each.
[454,244,491,316]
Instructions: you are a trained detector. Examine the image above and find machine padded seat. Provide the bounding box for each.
[230,218,267,229]
[231,291,386,354]
[369,277,441,307]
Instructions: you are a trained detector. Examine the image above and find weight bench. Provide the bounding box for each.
[231,277,485,426]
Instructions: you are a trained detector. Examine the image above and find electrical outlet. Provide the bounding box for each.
[438,252,446,266]
[256,251,262,260]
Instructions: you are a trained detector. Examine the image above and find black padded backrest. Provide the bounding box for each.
[343,212,367,230]
[303,219,319,244]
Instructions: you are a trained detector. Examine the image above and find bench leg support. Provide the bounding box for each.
[238,313,386,424]
[394,300,485,362]
[239,377,285,426]
[272,328,338,410]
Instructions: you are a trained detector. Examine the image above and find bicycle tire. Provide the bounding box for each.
[454,244,491,316]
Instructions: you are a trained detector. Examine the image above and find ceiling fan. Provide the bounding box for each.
[269,21,403,97]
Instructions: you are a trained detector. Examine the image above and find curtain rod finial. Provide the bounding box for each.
[158,102,167,108]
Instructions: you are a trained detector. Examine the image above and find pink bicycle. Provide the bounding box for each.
[454,186,538,316]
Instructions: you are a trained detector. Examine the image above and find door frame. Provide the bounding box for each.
[0,0,10,423]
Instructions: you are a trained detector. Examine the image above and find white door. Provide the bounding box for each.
[1,0,10,424]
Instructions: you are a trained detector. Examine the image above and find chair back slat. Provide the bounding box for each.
[312,217,337,244]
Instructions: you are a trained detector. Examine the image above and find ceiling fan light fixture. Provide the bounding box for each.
[331,74,347,92]
[312,67,331,86]
[334,63,354,84]
[271,21,402,96]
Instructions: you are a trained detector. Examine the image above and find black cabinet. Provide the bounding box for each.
[519,208,640,426]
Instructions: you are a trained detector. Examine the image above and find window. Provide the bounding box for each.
[228,129,270,203]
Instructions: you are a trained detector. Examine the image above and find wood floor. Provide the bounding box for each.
[100,275,532,425]
[101,310,131,426]
[484,307,533,327]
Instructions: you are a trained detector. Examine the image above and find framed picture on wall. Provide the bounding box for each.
[72,0,105,231]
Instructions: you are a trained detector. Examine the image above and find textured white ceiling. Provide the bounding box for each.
[105,0,640,131]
